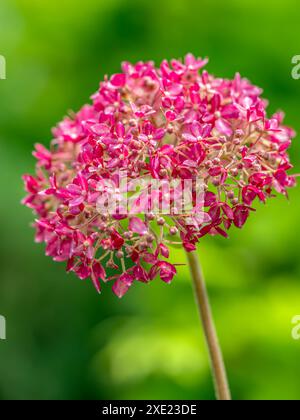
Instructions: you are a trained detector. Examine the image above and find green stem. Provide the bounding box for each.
[186,250,231,401]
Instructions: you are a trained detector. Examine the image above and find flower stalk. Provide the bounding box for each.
[186,250,231,401]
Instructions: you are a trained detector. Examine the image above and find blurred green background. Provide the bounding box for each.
[0,0,300,401]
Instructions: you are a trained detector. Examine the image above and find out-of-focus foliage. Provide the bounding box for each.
[0,0,300,400]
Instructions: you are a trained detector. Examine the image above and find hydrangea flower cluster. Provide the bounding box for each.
[23,54,296,297]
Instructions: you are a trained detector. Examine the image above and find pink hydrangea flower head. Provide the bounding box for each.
[23,54,296,297]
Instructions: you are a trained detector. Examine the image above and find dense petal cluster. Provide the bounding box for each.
[23,54,296,297]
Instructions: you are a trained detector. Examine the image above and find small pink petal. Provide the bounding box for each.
[112,274,133,298]
[110,73,126,88]
[129,217,148,235]
[215,119,232,136]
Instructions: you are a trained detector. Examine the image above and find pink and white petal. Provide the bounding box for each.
[129,217,148,235]
[215,119,233,136]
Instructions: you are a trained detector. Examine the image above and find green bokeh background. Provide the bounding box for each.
[0,0,300,400]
